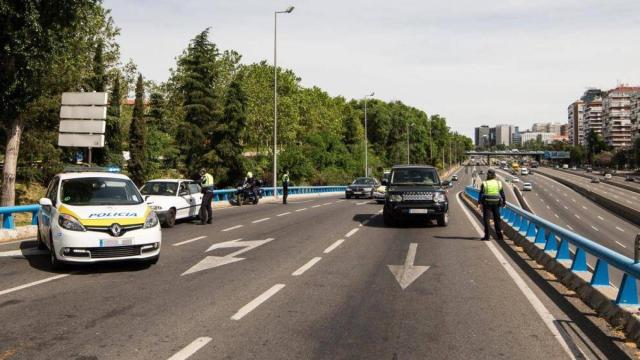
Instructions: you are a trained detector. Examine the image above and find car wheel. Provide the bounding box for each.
[437,213,448,227]
[36,226,47,250]
[253,197,259,205]
[383,210,397,227]
[49,237,63,270]
[164,208,176,228]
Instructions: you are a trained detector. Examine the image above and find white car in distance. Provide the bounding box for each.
[140,179,203,227]
[522,183,532,191]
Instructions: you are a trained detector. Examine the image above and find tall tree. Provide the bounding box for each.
[215,74,248,183]
[104,73,124,166]
[89,41,106,91]
[128,74,146,185]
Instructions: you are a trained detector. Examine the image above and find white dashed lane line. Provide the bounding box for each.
[312,205,322,208]
[581,206,587,210]
[324,239,345,254]
[591,226,599,232]
[566,225,574,231]
[277,212,291,217]
[616,226,625,232]
[295,208,308,212]
[345,228,360,238]
[173,236,207,247]
[167,337,212,360]
[0,274,70,297]
[222,225,243,232]
[554,214,560,218]
[292,257,322,276]
[616,241,628,249]
[575,214,581,220]
[252,217,270,224]
[231,284,286,321]
[597,216,604,221]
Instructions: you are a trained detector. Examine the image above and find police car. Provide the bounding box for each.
[140,179,203,227]
[37,168,161,268]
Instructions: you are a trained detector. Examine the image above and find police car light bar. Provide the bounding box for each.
[63,165,121,173]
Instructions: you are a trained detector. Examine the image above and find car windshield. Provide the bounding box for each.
[140,182,179,196]
[61,177,143,206]
[352,178,374,185]
[391,168,439,185]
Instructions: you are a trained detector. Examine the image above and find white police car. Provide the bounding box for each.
[140,179,203,227]
[37,169,161,268]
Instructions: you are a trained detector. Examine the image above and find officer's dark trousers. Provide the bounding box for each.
[482,204,503,240]
[201,191,213,224]
[282,186,288,204]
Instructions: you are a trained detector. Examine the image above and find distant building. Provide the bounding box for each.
[489,127,496,147]
[532,122,563,135]
[511,126,521,146]
[602,85,640,148]
[582,89,604,140]
[474,125,491,148]
[494,124,511,146]
[520,132,557,144]
[629,92,640,140]
[567,100,584,146]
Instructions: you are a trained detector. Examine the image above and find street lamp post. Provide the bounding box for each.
[273,5,294,198]
[364,92,374,177]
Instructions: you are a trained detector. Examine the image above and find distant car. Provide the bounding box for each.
[345,177,378,199]
[522,183,532,191]
[571,166,577,170]
[586,167,593,173]
[590,177,600,183]
[625,175,637,182]
[604,173,612,179]
[520,168,529,176]
[373,184,387,203]
[140,179,203,227]
[511,177,520,183]
[562,164,569,169]
[451,175,458,181]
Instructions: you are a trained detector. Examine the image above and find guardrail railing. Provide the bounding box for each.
[0,186,347,229]
[464,185,639,306]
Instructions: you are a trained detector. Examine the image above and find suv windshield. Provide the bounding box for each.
[353,178,374,185]
[61,177,144,206]
[391,168,439,185]
[140,182,179,196]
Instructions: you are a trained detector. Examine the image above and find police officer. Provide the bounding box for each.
[199,168,214,224]
[282,170,290,204]
[478,169,505,240]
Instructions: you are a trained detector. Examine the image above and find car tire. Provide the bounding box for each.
[383,210,397,227]
[437,213,448,227]
[49,237,63,270]
[36,226,47,250]
[253,197,259,205]
[164,208,176,228]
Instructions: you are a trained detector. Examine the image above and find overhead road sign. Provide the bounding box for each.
[544,151,570,159]
[58,92,107,149]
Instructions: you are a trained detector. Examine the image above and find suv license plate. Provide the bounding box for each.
[409,209,429,214]
[100,238,133,247]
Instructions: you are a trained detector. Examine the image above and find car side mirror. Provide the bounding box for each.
[39,198,53,207]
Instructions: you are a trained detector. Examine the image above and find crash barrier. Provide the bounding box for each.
[556,168,640,195]
[465,185,640,306]
[211,186,347,202]
[0,205,40,230]
[536,170,640,227]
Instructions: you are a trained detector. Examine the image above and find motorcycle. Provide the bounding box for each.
[233,181,263,206]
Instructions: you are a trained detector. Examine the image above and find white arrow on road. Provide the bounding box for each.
[181,238,274,276]
[388,243,429,290]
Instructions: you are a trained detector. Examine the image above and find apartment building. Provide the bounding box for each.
[494,124,512,146]
[531,122,563,134]
[567,100,584,146]
[631,92,640,140]
[474,125,490,148]
[602,86,640,148]
[582,90,604,140]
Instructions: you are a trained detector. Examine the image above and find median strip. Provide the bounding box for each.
[292,257,322,276]
[231,284,285,321]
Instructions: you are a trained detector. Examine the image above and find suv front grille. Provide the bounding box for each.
[87,245,142,259]
[402,192,434,201]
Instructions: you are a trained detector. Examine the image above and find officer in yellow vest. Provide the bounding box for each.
[282,170,290,204]
[478,169,505,240]
[199,168,214,224]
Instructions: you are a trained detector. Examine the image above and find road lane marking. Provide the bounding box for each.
[222,225,243,232]
[455,191,583,359]
[295,208,308,212]
[360,219,370,227]
[574,214,581,220]
[292,257,322,276]
[566,225,574,231]
[591,226,599,232]
[231,284,285,320]
[0,248,48,258]
[554,214,560,218]
[571,199,576,203]
[323,202,332,206]
[345,228,360,238]
[546,205,550,210]
[356,201,369,205]
[167,337,212,360]
[324,239,345,254]
[277,212,291,217]
[616,241,627,248]
[252,217,270,224]
[597,216,604,221]
[563,206,568,210]
[581,206,587,210]
[173,236,207,247]
[312,204,322,208]
[0,274,70,297]
[616,226,625,232]
[336,199,345,202]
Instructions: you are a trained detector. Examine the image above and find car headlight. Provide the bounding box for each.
[144,211,159,228]
[434,193,447,203]
[58,214,86,232]
[150,205,163,211]
[389,194,403,202]
[363,187,372,192]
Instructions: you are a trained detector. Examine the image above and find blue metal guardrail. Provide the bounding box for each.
[0,186,347,230]
[464,185,640,306]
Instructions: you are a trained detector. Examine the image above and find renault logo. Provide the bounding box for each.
[110,223,123,237]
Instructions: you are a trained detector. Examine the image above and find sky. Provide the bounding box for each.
[105,0,640,138]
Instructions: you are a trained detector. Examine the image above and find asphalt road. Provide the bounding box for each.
[0,169,633,359]
[564,168,640,193]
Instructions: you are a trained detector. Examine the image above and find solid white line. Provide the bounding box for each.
[324,239,345,254]
[292,257,322,276]
[0,274,70,297]
[616,241,628,248]
[277,212,291,217]
[252,217,270,224]
[231,284,285,320]
[345,228,359,238]
[455,192,579,359]
[167,337,213,360]
[222,225,243,232]
[295,208,308,212]
[173,236,208,247]
[591,226,599,232]
[616,226,625,232]
[597,216,604,221]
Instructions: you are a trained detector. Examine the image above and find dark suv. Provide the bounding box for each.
[382,165,450,226]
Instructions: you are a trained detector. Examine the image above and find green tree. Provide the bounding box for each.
[89,41,107,91]
[585,130,607,164]
[128,74,146,185]
[214,74,248,183]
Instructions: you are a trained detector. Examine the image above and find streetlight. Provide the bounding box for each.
[407,122,414,164]
[364,92,374,177]
[273,5,294,198]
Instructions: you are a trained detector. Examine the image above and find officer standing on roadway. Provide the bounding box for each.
[478,169,505,240]
[282,170,290,204]
[200,168,214,225]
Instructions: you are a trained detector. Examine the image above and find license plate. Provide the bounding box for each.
[99,238,133,247]
[409,209,430,214]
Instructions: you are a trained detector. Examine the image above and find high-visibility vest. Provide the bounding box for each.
[482,179,502,204]
[282,174,289,183]
[202,173,214,187]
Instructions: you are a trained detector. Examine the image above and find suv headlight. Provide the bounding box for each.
[389,194,403,202]
[144,211,159,228]
[58,214,86,232]
[434,193,447,203]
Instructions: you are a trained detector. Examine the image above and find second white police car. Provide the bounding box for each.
[37,169,161,268]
